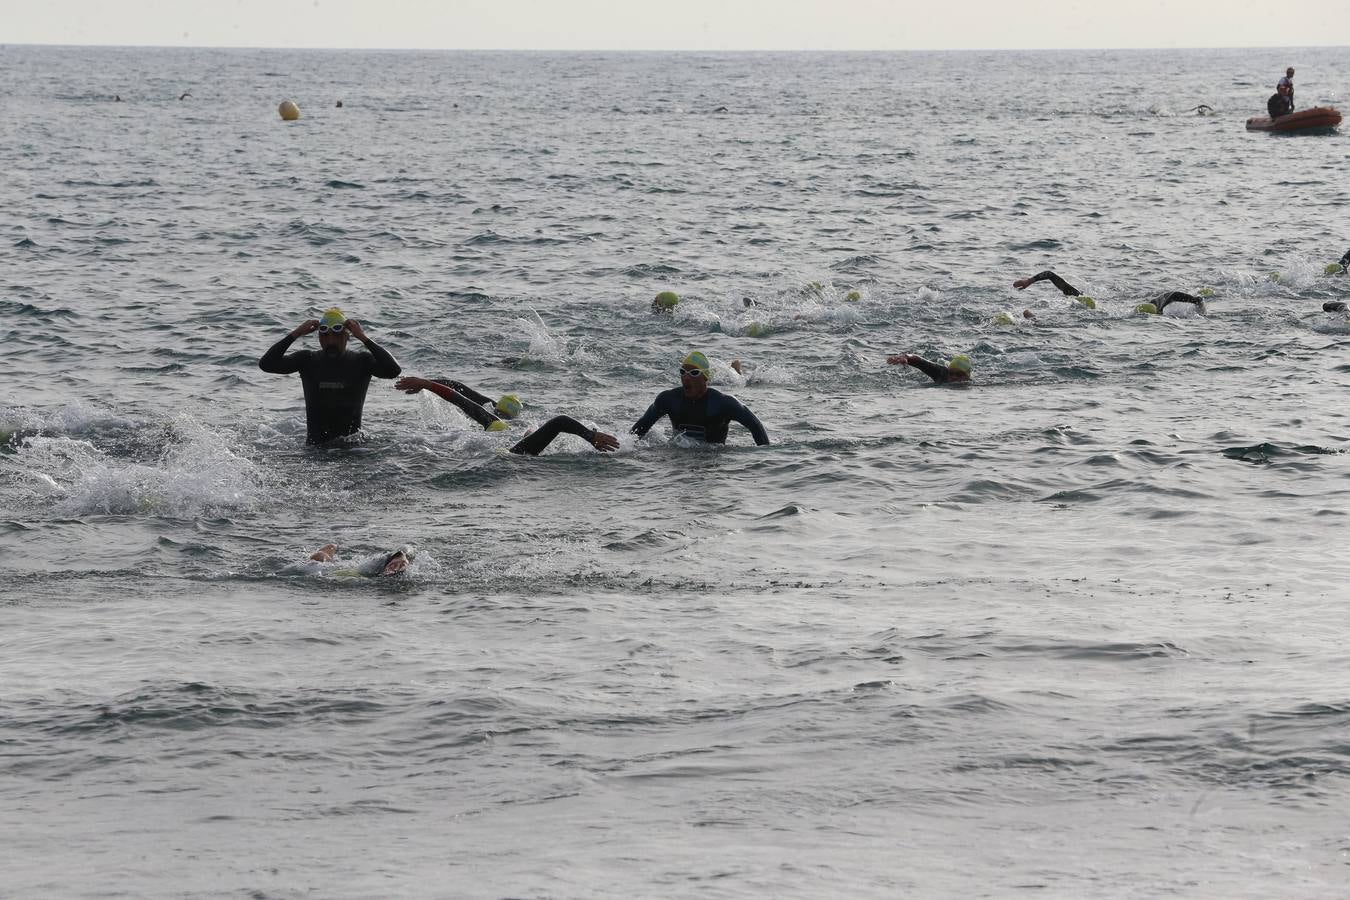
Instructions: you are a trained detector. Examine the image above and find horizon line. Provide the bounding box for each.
[6,41,1345,53]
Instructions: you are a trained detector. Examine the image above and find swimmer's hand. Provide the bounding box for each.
[591,431,620,452]
[886,354,913,366]
[345,318,368,342]
[395,376,430,394]
[1012,278,1032,290]
[292,319,320,338]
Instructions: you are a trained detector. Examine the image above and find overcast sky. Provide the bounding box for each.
[9,0,1347,51]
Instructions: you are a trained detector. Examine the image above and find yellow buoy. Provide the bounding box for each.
[278,100,300,121]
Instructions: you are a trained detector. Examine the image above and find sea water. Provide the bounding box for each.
[2,45,1349,898]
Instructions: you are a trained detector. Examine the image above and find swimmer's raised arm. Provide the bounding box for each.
[1013,270,1082,296]
[1341,249,1350,270]
[396,376,501,429]
[258,319,319,373]
[343,319,401,377]
[509,416,618,455]
[431,379,493,407]
[1155,291,1205,313]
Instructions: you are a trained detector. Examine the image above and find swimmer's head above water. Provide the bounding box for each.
[494,394,523,418]
[680,351,712,398]
[318,307,349,354]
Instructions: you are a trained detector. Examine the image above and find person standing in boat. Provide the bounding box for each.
[1277,67,1295,109]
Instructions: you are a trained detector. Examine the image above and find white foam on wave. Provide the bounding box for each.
[5,413,263,517]
[0,398,134,436]
[512,311,596,366]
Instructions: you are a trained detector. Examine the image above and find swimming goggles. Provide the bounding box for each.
[318,323,345,334]
[679,367,707,378]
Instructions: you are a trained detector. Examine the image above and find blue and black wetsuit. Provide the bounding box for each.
[259,337,401,444]
[630,387,769,445]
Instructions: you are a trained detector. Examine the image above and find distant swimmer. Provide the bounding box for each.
[259,307,402,445]
[1013,270,1207,314]
[886,353,972,384]
[1189,104,1214,115]
[630,351,769,445]
[303,543,411,577]
[1327,248,1350,275]
[396,376,619,455]
[336,100,344,108]
[114,94,122,102]
[179,91,192,101]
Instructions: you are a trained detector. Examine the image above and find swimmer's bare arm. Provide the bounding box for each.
[1013,271,1082,296]
[259,319,319,373]
[591,431,620,451]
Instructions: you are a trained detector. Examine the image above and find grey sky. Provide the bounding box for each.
[9,0,1346,50]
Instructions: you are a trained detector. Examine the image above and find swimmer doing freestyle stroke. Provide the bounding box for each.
[395,376,620,455]
[1013,270,1207,315]
[886,353,972,384]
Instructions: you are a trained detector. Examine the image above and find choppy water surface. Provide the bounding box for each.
[2,45,1350,897]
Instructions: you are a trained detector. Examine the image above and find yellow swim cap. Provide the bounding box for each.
[1325,263,1345,276]
[1135,302,1159,315]
[1076,296,1096,309]
[494,394,522,418]
[653,291,680,310]
[681,351,711,379]
[486,420,509,432]
[949,354,972,374]
[319,307,345,327]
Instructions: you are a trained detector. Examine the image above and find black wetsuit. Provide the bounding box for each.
[1154,291,1205,313]
[906,357,965,385]
[424,379,604,455]
[430,379,502,429]
[1020,271,1205,313]
[259,337,401,444]
[1022,270,1083,297]
[630,387,769,445]
[509,416,604,456]
[1267,92,1292,119]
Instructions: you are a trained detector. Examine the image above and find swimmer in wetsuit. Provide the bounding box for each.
[395,376,619,455]
[306,543,411,577]
[630,351,769,445]
[1013,270,1207,314]
[259,307,402,444]
[886,353,972,384]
